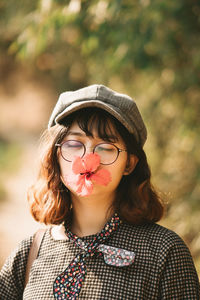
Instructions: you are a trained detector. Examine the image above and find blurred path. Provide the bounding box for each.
[0,143,41,267]
[0,70,55,267]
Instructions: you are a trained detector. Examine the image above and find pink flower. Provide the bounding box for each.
[64,153,112,196]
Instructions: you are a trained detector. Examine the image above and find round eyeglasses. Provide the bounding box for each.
[55,140,127,165]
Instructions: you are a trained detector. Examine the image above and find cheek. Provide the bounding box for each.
[107,161,127,186]
[58,156,72,177]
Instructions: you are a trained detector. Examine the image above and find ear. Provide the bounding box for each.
[124,155,138,175]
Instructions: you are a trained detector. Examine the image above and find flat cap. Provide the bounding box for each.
[48,84,147,146]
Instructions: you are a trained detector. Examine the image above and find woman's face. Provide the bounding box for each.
[58,121,138,199]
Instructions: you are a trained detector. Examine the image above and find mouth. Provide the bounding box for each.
[80,171,95,179]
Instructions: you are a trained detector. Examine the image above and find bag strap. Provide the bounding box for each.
[25,228,47,287]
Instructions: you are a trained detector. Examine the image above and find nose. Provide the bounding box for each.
[83,145,95,157]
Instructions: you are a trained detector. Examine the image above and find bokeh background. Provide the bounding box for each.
[0,0,200,275]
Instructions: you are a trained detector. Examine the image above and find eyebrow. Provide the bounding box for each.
[67,131,119,141]
[67,131,85,137]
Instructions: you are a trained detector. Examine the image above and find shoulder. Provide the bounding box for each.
[120,221,185,243]
[1,235,33,270]
[116,222,199,275]
[115,222,199,281]
[115,221,192,257]
[0,235,33,299]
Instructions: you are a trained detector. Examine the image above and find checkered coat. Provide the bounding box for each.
[0,222,199,299]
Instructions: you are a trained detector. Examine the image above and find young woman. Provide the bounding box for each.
[0,84,199,299]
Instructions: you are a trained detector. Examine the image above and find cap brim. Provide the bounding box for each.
[54,100,139,141]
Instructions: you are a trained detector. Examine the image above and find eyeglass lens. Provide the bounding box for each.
[60,140,119,165]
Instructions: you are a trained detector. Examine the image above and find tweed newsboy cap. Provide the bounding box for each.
[48,84,147,146]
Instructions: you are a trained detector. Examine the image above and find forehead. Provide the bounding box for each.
[67,120,120,140]
[59,108,127,143]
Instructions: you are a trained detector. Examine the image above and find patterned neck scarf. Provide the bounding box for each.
[53,213,121,299]
[53,213,135,300]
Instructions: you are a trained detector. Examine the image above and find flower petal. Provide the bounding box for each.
[91,169,112,186]
[64,173,94,197]
[63,173,81,189]
[83,153,100,172]
[63,153,109,197]
[76,178,93,196]
[72,156,86,174]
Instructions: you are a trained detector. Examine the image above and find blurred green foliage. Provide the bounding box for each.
[0,0,200,272]
[0,140,22,172]
[0,139,22,202]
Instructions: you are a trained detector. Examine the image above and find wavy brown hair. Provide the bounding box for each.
[28,108,164,225]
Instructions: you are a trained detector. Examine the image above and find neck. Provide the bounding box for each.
[70,193,115,237]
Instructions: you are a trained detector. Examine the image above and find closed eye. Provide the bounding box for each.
[97,147,115,152]
[63,141,83,149]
